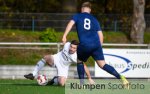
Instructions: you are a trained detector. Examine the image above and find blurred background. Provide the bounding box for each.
[0,1,149,94]
[0,0,150,79]
[0,0,150,32]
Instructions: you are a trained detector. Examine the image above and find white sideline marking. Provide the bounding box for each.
[0,83,35,85]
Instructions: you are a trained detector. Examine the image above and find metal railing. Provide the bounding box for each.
[0,42,149,50]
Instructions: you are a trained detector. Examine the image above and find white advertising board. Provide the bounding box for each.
[95,49,150,78]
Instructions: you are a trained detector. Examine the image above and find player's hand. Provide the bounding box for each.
[88,78,95,84]
[62,36,67,44]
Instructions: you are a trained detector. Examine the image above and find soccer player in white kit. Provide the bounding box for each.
[24,40,94,86]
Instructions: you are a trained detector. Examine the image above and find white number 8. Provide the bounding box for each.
[84,18,91,30]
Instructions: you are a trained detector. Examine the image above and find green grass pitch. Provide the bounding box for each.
[0,79,64,94]
[0,79,149,94]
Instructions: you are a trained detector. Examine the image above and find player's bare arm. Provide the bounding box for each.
[98,31,103,44]
[84,63,95,84]
[62,20,75,44]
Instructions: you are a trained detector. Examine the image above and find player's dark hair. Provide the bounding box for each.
[71,40,79,45]
[81,2,92,9]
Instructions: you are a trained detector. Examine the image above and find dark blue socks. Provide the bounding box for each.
[103,64,121,79]
[77,62,85,85]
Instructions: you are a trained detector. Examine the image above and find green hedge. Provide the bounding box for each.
[0,29,149,65]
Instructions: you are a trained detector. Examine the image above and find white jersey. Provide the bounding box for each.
[52,42,77,77]
[60,42,77,65]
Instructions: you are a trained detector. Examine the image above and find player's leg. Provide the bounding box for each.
[50,57,68,86]
[47,76,58,85]
[77,59,85,85]
[57,67,68,86]
[96,60,129,89]
[58,76,67,86]
[77,45,90,85]
[96,60,121,79]
[24,55,54,80]
[92,46,129,89]
[92,46,121,79]
[24,58,46,80]
[47,76,67,86]
[43,55,54,67]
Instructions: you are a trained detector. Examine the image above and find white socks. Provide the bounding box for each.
[32,59,46,76]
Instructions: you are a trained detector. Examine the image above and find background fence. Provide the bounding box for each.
[0,13,150,32]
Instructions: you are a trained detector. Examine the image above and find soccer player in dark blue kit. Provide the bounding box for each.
[62,2,129,88]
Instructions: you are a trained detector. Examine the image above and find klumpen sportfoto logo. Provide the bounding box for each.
[69,82,145,91]
[104,54,150,73]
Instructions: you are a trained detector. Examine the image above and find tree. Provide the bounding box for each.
[62,0,77,12]
[130,0,146,43]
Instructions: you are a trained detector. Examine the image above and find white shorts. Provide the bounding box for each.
[52,53,69,78]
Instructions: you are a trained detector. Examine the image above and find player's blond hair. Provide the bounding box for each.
[81,2,91,9]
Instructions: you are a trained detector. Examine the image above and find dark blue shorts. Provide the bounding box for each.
[77,44,105,62]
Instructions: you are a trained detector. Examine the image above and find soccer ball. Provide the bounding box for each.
[37,75,48,86]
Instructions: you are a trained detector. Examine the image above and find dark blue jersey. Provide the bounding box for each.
[72,12,102,47]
